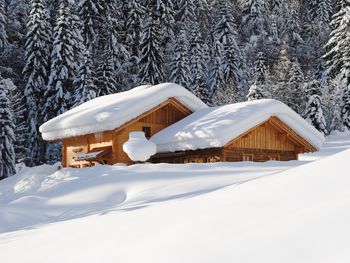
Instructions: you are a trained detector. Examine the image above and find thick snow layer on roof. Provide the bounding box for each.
[40,83,208,140]
[151,99,325,152]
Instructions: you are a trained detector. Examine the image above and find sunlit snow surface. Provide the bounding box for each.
[1,132,350,263]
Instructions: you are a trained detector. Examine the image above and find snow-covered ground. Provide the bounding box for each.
[1,133,350,263]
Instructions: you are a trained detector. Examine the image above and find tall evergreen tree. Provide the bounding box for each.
[287,61,305,114]
[0,76,16,179]
[23,0,51,165]
[189,24,210,101]
[0,0,8,50]
[241,0,269,39]
[213,0,243,100]
[78,0,103,49]
[210,40,225,104]
[169,30,190,88]
[74,48,97,106]
[44,0,80,121]
[304,79,328,135]
[138,10,164,84]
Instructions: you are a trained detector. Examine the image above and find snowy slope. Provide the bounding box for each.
[0,133,350,263]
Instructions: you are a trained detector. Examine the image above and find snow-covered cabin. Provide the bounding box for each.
[40,83,324,167]
[40,83,207,167]
[150,99,324,163]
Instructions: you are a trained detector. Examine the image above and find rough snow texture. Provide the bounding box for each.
[39,83,208,140]
[151,99,325,153]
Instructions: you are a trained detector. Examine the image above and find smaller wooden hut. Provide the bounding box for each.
[150,99,324,163]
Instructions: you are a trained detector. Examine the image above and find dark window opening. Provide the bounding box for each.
[142,126,151,138]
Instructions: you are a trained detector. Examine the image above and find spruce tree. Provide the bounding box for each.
[189,24,210,102]
[169,30,190,88]
[323,0,350,78]
[213,0,243,101]
[287,61,305,114]
[210,40,225,104]
[78,0,103,50]
[304,79,328,135]
[23,0,51,165]
[96,53,118,96]
[74,48,97,106]
[0,0,8,50]
[0,76,16,179]
[44,0,79,121]
[138,11,164,84]
[241,0,269,39]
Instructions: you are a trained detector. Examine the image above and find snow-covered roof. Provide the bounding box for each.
[151,99,325,153]
[40,83,208,140]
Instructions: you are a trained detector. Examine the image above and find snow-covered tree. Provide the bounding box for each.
[96,54,118,96]
[210,40,225,104]
[213,1,243,99]
[0,0,8,50]
[241,0,269,39]
[44,0,80,121]
[78,0,103,49]
[126,0,145,57]
[169,30,190,88]
[23,0,51,165]
[247,84,265,101]
[304,79,328,135]
[189,24,210,101]
[323,1,350,78]
[287,61,305,114]
[73,48,96,106]
[283,7,303,49]
[340,82,350,130]
[138,12,164,84]
[0,76,16,179]
[176,0,195,27]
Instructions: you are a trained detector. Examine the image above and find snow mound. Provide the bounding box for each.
[151,99,325,152]
[39,83,208,140]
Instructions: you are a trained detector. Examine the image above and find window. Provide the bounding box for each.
[142,126,151,138]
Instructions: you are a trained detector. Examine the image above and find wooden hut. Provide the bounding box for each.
[39,83,207,167]
[150,99,324,163]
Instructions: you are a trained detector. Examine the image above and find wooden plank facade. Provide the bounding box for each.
[151,116,316,164]
[61,98,192,168]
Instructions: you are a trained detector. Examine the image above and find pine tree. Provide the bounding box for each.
[340,82,350,130]
[323,1,350,78]
[138,8,164,84]
[317,0,333,24]
[189,24,210,101]
[176,0,195,27]
[241,0,269,39]
[169,30,190,88]
[44,0,79,121]
[213,0,243,100]
[304,79,328,135]
[0,76,16,179]
[210,40,225,104]
[247,84,265,101]
[74,48,97,106]
[283,6,303,49]
[287,61,305,114]
[0,0,8,50]
[78,0,103,49]
[126,0,145,57]
[23,0,51,165]
[252,51,267,84]
[96,53,118,96]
